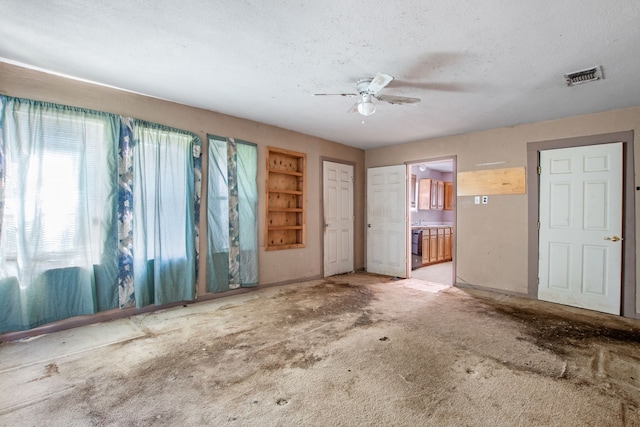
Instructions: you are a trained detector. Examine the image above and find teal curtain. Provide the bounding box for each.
[236,142,258,286]
[0,96,119,332]
[130,120,198,307]
[206,135,257,293]
[0,96,202,334]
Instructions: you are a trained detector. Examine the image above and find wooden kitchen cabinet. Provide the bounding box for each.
[444,227,452,260]
[436,181,444,210]
[412,226,454,269]
[428,229,438,263]
[444,182,454,210]
[418,178,446,210]
[418,178,432,210]
[421,232,430,264]
[429,180,438,210]
[436,228,445,261]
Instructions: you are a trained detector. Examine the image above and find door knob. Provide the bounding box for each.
[604,235,622,242]
[367,224,372,228]
[325,223,330,228]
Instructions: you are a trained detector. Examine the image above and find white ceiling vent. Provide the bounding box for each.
[564,66,603,86]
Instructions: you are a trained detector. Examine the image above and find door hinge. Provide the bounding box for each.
[537,277,539,285]
[537,165,541,175]
[537,221,540,230]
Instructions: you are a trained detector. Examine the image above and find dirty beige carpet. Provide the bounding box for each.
[1,273,639,426]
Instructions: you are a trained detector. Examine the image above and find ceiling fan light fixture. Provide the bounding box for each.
[357,101,376,116]
[357,94,376,116]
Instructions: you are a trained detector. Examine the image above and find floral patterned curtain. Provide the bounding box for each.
[206,135,258,293]
[118,118,201,308]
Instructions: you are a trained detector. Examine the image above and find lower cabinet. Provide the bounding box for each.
[429,231,438,263]
[414,227,453,269]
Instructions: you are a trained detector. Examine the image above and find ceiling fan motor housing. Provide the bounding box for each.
[356,78,374,94]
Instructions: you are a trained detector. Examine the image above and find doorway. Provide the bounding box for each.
[408,158,456,285]
[527,131,636,317]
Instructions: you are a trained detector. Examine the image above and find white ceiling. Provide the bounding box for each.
[1,1,639,150]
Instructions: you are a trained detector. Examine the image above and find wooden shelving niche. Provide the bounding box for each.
[265,147,306,250]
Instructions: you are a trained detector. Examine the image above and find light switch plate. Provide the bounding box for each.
[474,196,480,204]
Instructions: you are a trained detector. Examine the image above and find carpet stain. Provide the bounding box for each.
[488,303,640,354]
[27,362,59,383]
[15,273,638,426]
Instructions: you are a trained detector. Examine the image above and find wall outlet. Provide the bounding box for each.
[482,195,488,204]
[474,196,480,204]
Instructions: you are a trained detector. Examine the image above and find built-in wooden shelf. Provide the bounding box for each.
[268,208,304,212]
[265,146,306,250]
[268,189,303,195]
[268,168,303,177]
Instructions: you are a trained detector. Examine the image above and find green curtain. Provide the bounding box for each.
[206,135,257,293]
[0,96,119,332]
[130,120,198,307]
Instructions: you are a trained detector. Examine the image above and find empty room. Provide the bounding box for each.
[1,1,639,426]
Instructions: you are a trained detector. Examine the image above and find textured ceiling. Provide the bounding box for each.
[1,1,639,149]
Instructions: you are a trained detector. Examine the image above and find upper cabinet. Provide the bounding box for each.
[410,174,417,209]
[418,179,453,211]
[418,178,432,210]
[444,182,454,210]
[436,180,444,210]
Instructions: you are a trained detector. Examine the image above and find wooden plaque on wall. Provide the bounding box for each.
[457,167,526,196]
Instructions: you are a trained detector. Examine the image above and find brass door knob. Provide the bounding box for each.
[604,235,622,242]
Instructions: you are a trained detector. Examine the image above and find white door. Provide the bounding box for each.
[323,161,354,277]
[538,143,623,314]
[367,165,407,278]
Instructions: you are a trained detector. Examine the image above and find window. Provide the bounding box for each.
[0,97,119,331]
[127,120,199,307]
[1,100,117,278]
[206,135,257,293]
[0,97,201,333]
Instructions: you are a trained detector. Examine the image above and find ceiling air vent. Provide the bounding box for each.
[564,66,603,86]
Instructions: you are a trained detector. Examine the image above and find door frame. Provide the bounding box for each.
[320,157,356,277]
[406,156,457,282]
[527,131,636,318]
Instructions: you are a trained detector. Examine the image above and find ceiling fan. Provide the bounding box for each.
[314,72,420,116]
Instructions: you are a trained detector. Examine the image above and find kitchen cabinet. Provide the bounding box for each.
[436,228,444,262]
[429,229,438,262]
[444,182,454,210]
[411,226,453,269]
[444,227,452,260]
[437,181,444,210]
[410,175,417,209]
[418,179,452,211]
[418,178,432,210]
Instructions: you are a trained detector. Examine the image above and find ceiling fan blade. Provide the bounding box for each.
[376,94,421,105]
[313,93,358,97]
[366,73,394,94]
